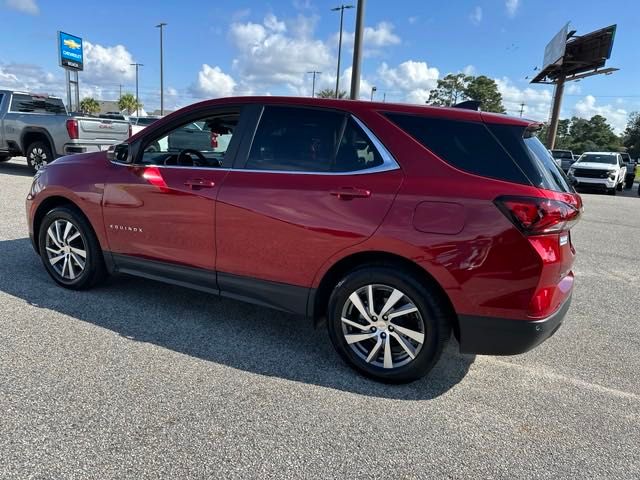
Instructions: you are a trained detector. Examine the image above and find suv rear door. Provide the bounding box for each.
[215,104,403,310]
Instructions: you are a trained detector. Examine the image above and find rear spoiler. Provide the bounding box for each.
[453,100,481,111]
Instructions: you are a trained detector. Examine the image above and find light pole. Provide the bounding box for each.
[307,71,322,97]
[331,4,354,99]
[370,86,377,101]
[350,0,366,100]
[130,63,143,117]
[156,22,167,116]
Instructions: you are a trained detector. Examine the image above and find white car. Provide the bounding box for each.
[129,116,161,137]
[567,152,627,195]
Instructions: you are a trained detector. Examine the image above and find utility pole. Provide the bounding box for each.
[383,92,386,102]
[370,86,377,101]
[307,70,322,97]
[519,102,525,117]
[156,22,167,116]
[119,84,123,100]
[130,63,143,117]
[331,4,354,99]
[350,0,366,100]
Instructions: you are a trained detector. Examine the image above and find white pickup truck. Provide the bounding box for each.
[567,152,627,195]
[0,90,130,172]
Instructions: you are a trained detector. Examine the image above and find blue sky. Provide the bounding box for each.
[0,0,638,130]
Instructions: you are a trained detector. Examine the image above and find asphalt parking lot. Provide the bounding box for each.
[1,157,639,479]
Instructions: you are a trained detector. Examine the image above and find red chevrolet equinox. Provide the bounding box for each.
[26,97,581,383]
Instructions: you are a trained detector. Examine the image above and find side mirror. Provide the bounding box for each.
[107,143,130,163]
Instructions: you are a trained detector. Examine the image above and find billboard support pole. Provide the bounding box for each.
[547,72,566,149]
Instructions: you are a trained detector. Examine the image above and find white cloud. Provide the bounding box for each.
[0,63,60,94]
[462,65,476,76]
[573,95,628,134]
[469,6,482,25]
[229,14,332,93]
[496,77,552,120]
[505,0,520,17]
[377,60,440,103]
[83,41,136,84]
[4,0,39,14]
[191,64,237,98]
[364,22,401,47]
[566,83,581,95]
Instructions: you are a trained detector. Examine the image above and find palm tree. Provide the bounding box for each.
[118,93,142,115]
[79,97,100,115]
[316,88,347,99]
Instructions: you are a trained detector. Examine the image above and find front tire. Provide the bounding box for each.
[26,141,53,173]
[38,206,106,290]
[0,155,11,163]
[616,180,623,191]
[327,266,452,383]
[608,187,617,196]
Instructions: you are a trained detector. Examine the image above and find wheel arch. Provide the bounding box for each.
[33,195,89,254]
[310,250,459,337]
[21,128,56,158]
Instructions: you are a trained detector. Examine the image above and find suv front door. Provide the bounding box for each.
[215,105,403,312]
[102,107,245,277]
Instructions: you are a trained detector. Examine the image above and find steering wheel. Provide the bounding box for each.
[176,149,207,166]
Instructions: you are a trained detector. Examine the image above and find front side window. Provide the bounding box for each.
[246,106,384,173]
[140,112,238,168]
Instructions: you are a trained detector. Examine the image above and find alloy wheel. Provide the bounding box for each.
[29,147,48,171]
[340,284,426,369]
[45,219,87,281]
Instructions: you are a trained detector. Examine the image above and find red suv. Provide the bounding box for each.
[26,97,581,383]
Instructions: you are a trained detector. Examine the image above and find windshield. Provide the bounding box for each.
[578,154,617,165]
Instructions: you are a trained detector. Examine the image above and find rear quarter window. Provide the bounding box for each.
[384,113,529,185]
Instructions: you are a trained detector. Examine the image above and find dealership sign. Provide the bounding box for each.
[58,31,83,71]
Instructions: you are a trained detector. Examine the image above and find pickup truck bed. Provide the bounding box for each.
[0,90,129,172]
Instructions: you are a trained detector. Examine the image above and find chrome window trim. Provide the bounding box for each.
[112,113,400,176]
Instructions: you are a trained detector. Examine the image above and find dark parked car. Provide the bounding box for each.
[551,149,576,172]
[26,97,581,383]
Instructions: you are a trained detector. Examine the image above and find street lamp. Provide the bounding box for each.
[331,4,354,99]
[155,22,167,116]
[130,63,143,117]
[370,86,377,101]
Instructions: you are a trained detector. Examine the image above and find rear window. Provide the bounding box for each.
[385,113,528,184]
[488,124,572,193]
[551,150,573,159]
[10,94,65,114]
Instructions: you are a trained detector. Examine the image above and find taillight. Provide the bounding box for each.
[211,132,218,149]
[494,195,580,235]
[66,119,79,139]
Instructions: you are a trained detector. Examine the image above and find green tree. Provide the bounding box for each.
[564,115,621,153]
[79,97,100,115]
[118,93,142,115]
[623,112,640,159]
[463,76,505,113]
[427,73,470,106]
[316,88,347,99]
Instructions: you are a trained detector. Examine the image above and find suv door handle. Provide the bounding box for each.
[330,187,371,200]
[184,178,215,189]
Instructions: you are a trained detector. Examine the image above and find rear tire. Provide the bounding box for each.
[38,206,107,290]
[26,141,54,173]
[624,178,633,189]
[327,265,452,383]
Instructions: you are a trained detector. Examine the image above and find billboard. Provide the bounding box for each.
[542,23,569,71]
[58,31,83,71]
